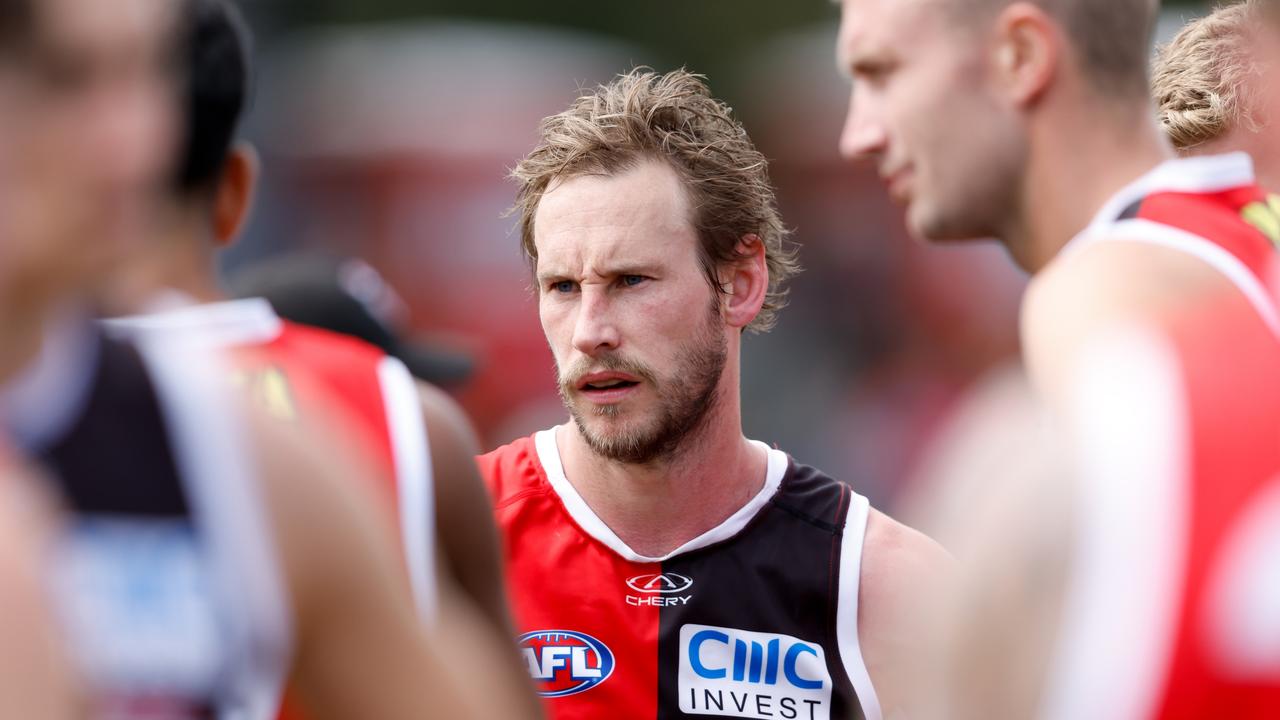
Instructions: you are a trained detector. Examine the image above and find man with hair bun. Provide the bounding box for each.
[481,68,949,720]
[1154,0,1280,187]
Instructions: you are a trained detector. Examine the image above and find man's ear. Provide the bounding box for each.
[720,234,769,330]
[212,142,260,247]
[992,2,1060,109]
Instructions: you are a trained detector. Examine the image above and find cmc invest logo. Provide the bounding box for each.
[518,629,615,698]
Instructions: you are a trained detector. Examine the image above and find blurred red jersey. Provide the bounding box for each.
[1044,289,1280,719]
[1065,151,1280,334]
[110,297,437,614]
[109,298,437,719]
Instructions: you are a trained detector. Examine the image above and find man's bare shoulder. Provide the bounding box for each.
[861,509,952,615]
[857,508,952,717]
[1022,238,1233,402]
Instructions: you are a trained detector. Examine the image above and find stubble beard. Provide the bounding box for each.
[558,308,728,466]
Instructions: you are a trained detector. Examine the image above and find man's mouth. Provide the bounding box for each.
[577,372,642,400]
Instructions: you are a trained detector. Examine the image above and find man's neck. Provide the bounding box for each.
[1006,102,1172,274]
[556,395,770,559]
[109,217,225,314]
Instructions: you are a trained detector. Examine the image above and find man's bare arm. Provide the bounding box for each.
[418,381,543,719]
[252,412,477,720]
[857,511,953,719]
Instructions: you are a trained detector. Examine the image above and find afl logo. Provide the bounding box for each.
[627,572,693,594]
[519,630,615,698]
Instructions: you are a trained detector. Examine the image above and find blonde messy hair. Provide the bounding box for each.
[1154,0,1270,149]
[510,68,799,334]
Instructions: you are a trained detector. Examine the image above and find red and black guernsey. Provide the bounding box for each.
[1065,151,1280,334]
[479,429,881,720]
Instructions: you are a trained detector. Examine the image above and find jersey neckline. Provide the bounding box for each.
[105,296,283,347]
[532,427,790,564]
[1073,151,1256,247]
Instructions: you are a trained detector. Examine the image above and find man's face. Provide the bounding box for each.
[837,0,1026,241]
[534,159,729,465]
[0,0,178,315]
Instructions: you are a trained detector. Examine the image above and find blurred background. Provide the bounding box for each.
[225,0,1213,511]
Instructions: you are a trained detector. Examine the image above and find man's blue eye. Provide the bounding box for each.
[621,275,645,287]
[551,281,576,293]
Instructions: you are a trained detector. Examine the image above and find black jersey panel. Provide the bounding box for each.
[40,334,189,517]
[654,461,862,720]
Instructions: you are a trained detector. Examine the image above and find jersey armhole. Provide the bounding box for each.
[1082,218,1280,336]
[837,491,883,720]
[376,356,437,624]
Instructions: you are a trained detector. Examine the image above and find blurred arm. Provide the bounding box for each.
[418,381,543,719]
[252,411,477,720]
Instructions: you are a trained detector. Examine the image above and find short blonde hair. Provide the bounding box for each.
[1153,1,1268,149]
[511,68,799,334]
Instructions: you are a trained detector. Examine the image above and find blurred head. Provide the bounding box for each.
[837,0,1159,242]
[512,69,792,464]
[0,0,180,318]
[174,0,255,246]
[1154,1,1280,186]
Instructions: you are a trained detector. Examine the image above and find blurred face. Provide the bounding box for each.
[534,160,728,465]
[837,0,1027,241]
[1242,25,1280,189]
[0,0,178,316]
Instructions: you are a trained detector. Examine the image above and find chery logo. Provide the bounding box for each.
[627,573,694,595]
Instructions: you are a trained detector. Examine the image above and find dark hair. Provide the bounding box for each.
[0,0,32,53]
[176,0,251,195]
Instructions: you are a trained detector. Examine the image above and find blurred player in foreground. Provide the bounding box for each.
[481,68,950,720]
[836,0,1280,716]
[0,0,479,716]
[105,3,536,715]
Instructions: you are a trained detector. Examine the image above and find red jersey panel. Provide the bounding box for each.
[481,430,881,720]
[1150,292,1280,719]
[1047,287,1280,719]
[1070,152,1280,334]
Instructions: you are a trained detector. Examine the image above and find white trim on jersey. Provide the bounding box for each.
[533,427,788,564]
[131,331,293,720]
[104,297,283,347]
[1038,328,1189,720]
[1076,152,1256,240]
[836,491,883,720]
[1070,219,1280,337]
[378,356,438,623]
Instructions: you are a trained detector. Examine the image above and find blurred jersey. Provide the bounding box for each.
[1042,287,1280,718]
[2,320,290,717]
[480,430,882,720]
[109,297,437,618]
[1063,152,1280,334]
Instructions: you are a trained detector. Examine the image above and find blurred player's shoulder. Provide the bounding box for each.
[477,433,551,508]
[266,319,389,369]
[1024,153,1280,401]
